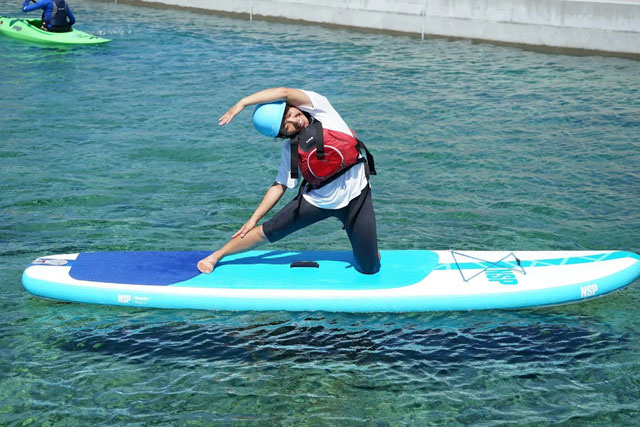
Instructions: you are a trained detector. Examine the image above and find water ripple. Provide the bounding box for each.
[51,315,628,373]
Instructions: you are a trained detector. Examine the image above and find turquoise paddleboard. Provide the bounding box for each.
[22,250,640,312]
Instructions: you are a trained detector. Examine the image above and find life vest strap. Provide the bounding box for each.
[356,138,376,176]
[290,138,299,180]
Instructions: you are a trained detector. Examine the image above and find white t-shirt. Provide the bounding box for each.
[274,90,368,209]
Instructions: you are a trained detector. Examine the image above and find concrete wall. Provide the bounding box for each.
[126,0,640,56]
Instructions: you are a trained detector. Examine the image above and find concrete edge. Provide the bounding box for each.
[100,0,640,60]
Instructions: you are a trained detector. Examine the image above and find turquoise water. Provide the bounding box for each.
[2,0,640,423]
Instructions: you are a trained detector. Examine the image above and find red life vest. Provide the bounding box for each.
[290,118,375,189]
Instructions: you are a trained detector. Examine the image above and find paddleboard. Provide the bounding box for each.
[22,250,640,312]
[0,17,110,45]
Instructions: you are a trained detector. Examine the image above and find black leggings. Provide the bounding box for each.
[262,187,380,274]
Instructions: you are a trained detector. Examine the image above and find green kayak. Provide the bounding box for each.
[0,16,110,45]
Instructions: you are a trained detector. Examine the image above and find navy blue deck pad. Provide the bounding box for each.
[68,251,363,286]
[69,251,212,286]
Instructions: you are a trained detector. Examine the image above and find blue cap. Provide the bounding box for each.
[252,101,286,138]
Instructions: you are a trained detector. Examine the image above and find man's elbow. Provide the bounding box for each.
[271,182,287,193]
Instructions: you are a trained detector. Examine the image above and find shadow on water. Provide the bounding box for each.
[53,312,627,372]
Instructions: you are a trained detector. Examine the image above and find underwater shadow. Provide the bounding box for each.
[54,317,627,374]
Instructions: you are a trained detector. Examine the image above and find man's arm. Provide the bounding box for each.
[219,87,313,126]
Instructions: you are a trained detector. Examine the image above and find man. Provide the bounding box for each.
[197,87,380,275]
[22,0,75,32]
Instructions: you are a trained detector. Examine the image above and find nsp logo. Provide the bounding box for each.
[580,284,598,298]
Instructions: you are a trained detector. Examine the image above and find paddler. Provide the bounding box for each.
[21,0,75,32]
[197,87,381,275]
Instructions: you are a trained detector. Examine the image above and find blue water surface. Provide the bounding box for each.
[1,0,640,424]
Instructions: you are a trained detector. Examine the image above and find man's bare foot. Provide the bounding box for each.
[197,254,218,274]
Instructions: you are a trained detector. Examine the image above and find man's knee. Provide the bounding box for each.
[356,255,380,275]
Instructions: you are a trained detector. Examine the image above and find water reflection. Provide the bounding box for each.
[54,312,626,371]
